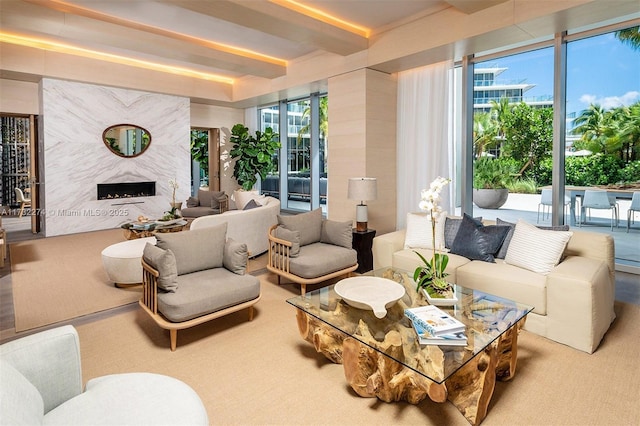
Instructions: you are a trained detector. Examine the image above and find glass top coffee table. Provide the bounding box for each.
[286,267,533,425]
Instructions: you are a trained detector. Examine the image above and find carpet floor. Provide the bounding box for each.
[9,229,140,331]
[76,272,640,426]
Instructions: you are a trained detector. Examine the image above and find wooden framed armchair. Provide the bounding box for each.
[267,208,358,294]
[140,223,261,351]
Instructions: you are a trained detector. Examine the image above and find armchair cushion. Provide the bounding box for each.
[186,196,199,208]
[143,243,178,292]
[198,189,225,209]
[223,238,248,275]
[278,208,322,246]
[289,243,358,279]
[321,219,352,249]
[274,226,300,257]
[0,362,44,426]
[156,223,227,275]
[158,268,260,322]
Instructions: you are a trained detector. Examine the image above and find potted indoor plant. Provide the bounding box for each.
[413,177,455,301]
[472,157,515,209]
[229,124,280,191]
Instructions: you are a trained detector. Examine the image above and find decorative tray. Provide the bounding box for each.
[421,288,459,306]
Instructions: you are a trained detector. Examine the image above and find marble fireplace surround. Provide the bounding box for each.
[40,79,190,237]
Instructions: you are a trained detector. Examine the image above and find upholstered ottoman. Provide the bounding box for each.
[101,237,156,287]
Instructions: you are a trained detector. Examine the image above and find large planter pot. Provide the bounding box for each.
[473,188,509,209]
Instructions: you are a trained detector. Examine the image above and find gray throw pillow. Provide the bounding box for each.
[142,243,178,292]
[450,214,509,263]
[186,196,199,208]
[223,238,248,275]
[320,219,353,249]
[197,189,225,209]
[277,208,322,246]
[444,216,482,249]
[274,225,300,257]
[243,199,261,210]
[156,223,227,275]
[495,218,570,259]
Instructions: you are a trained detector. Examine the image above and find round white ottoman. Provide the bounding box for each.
[101,237,156,287]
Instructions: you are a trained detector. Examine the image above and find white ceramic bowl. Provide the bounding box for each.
[335,276,406,319]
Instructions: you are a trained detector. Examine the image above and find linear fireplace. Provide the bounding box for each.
[97,181,156,200]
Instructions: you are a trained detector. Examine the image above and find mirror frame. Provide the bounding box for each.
[102,124,152,158]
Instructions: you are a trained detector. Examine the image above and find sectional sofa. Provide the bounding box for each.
[373,214,616,354]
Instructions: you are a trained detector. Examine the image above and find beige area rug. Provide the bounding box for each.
[9,229,140,332]
[75,273,640,426]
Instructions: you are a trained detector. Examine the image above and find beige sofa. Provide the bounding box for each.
[190,195,279,257]
[373,221,616,354]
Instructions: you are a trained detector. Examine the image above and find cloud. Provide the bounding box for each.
[579,91,640,109]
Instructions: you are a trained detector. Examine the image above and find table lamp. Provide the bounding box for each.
[348,177,377,232]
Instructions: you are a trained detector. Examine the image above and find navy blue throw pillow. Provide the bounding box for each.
[450,214,510,263]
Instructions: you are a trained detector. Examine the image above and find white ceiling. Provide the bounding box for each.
[0,0,509,81]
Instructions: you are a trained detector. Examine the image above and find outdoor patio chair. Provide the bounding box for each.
[626,191,640,233]
[579,189,619,230]
[537,189,571,223]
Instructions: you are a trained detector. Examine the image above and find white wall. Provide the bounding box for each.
[40,78,190,236]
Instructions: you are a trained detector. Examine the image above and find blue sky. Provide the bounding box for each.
[478,30,640,116]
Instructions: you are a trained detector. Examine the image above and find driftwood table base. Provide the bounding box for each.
[296,309,525,426]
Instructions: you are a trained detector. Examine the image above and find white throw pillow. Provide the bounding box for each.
[232,190,266,210]
[404,211,447,250]
[504,219,573,275]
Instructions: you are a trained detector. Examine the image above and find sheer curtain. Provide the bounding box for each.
[396,60,454,229]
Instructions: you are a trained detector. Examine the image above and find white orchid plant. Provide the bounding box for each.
[413,176,452,296]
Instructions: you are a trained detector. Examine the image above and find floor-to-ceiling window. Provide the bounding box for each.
[258,93,328,213]
[459,22,639,270]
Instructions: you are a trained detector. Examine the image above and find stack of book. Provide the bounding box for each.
[405,305,467,346]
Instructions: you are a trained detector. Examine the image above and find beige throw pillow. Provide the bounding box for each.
[320,220,353,249]
[504,219,573,275]
[277,208,323,246]
[223,238,248,275]
[156,223,227,275]
[142,243,178,292]
[274,226,301,257]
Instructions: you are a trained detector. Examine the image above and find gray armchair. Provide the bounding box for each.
[0,325,208,425]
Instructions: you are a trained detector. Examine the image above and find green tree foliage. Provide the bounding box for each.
[230,124,281,191]
[537,155,629,186]
[473,112,498,157]
[190,129,209,176]
[501,102,553,180]
[615,26,640,51]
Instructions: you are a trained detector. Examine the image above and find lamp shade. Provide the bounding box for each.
[348,178,377,202]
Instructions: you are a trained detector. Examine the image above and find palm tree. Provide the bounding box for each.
[473,112,498,158]
[617,102,640,161]
[572,104,608,153]
[615,26,640,51]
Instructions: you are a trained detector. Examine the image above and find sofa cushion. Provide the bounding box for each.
[456,260,546,315]
[158,268,260,322]
[223,238,248,275]
[450,214,509,263]
[156,223,227,275]
[0,362,44,426]
[274,226,300,257]
[495,218,570,259]
[392,248,471,283]
[142,243,178,292]
[404,212,447,250]
[278,208,322,246]
[504,219,572,275]
[321,220,352,249]
[444,216,482,249]
[289,243,357,279]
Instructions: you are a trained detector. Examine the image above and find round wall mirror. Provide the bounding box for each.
[102,124,151,157]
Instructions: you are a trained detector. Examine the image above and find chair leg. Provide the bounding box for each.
[248,306,254,321]
[300,283,306,295]
[18,202,25,218]
[170,329,177,351]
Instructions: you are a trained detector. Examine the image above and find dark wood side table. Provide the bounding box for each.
[352,228,376,273]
